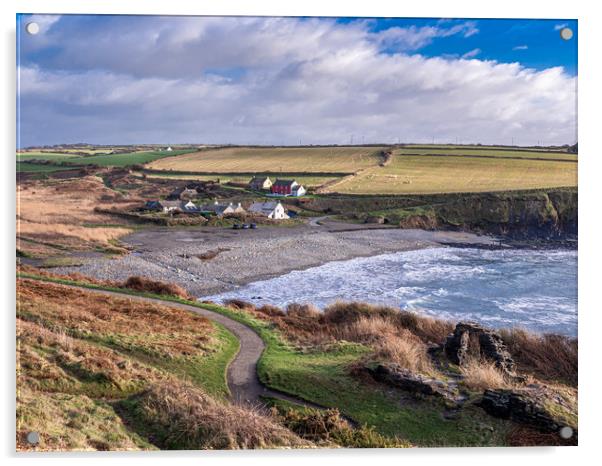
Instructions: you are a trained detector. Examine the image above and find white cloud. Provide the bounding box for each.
[513,45,529,51]
[17,17,576,146]
[462,48,481,59]
[554,23,568,30]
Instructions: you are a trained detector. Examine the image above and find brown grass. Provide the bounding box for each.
[17,278,213,360]
[460,359,513,391]
[227,300,437,374]
[121,275,192,300]
[500,328,578,386]
[17,176,137,252]
[127,381,311,449]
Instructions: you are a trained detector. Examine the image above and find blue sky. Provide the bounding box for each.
[17,15,578,147]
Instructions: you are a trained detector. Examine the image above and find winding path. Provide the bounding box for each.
[27,280,324,409]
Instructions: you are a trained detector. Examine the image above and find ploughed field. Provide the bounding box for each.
[147,146,385,173]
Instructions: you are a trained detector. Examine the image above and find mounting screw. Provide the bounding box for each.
[26,431,40,445]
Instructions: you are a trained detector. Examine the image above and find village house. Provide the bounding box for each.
[157,200,184,213]
[249,176,273,191]
[145,199,198,213]
[248,201,289,219]
[270,179,306,197]
[167,186,198,201]
[199,201,246,217]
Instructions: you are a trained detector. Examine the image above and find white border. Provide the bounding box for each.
[3,1,600,465]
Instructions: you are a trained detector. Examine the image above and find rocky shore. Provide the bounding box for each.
[54,220,500,297]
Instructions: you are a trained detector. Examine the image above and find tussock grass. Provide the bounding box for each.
[124,382,310,450]
[460,359,513,391]
[500,328,577,386]
[121,276,192,300]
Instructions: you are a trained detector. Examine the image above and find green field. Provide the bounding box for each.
[16,162,79,173]
[148,146,385,173]
[16,150,194,172]
[330,154,577,194]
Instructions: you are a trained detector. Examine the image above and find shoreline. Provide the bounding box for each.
[53,221,502,297]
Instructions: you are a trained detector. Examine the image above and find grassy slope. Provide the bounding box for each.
[18,274,512,447]
[17,278,239,450]
[16,150,194,172]
[333,154,577,194]
[148,146,384,173]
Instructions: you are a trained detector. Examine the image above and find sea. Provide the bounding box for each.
[205,247,577,336]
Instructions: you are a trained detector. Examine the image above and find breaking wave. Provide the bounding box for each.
[205,247,577,336]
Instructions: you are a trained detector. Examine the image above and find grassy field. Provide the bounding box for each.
[395,148,577,161]
[330,155,577,194]
[16,162,80,173]
[16,278,240,450]
[148,146,385,173]
[16,150,194,172]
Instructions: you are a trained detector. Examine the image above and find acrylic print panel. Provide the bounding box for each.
[16,14,577,451]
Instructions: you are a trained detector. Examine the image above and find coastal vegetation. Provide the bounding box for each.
[17,271,578,449]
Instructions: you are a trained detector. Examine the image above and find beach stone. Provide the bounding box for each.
[478,389,565,433]
[366,363,458,401]
[444,322,516,375]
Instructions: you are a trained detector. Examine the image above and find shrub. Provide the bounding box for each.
[121,276,191,300]
[500,328,577,386]
[272,405,410,448]
[223,299,256,311]
[124,382,310,450]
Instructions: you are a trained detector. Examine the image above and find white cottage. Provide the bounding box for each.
[248,201,289,220]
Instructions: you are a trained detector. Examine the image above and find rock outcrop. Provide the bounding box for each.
[366,363,459,401]
[478,389,569,434]
[444,322,516,376]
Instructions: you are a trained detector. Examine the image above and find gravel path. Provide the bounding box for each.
[41,281,328,410]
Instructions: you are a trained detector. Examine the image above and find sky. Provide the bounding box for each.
[16,15,578,147]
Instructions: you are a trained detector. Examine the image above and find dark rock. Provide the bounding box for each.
[478,389,565,433]
[367,363,458,401]
[364,215,385,224]
[444,322,516,375]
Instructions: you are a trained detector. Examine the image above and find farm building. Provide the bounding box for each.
[167,186,198,200]
[248,201,289,219]
[249,176,273,190]
[271,179,306,197]
[182,200,200,212]
[157,200,184,213]
[200,201,246,217]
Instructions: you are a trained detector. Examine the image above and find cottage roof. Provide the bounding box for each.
[250,176,270,183]
[249,201,281,214]
[158,200,182,209]
[272,179,297,188]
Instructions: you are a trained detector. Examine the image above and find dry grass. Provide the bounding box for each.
[17,176,137,252]
[127,381,311,449]
[500,328,577,386]
[17,278,213,360]
[231,300,438,374]
[460,359,513,391]
[331,155,577,194]
[148,146,384,173]
[121,275,192,300]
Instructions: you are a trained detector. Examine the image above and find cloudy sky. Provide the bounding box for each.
[17,15,577,147]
